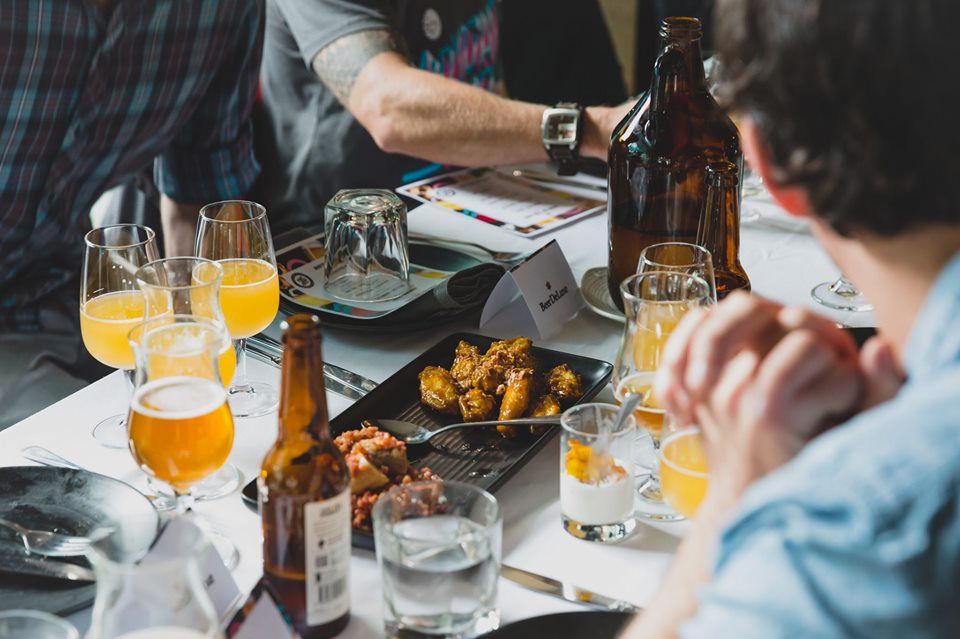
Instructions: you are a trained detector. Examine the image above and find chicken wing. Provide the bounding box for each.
[458,388,497,422]
[497,367,535,438]
[486,336,537,370]
[418,366,460,414]
[545,363,583,407]
[528,393,562,436]
[472,337,538,395]
[450,340,481,392]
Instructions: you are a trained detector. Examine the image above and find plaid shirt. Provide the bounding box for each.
[0,0,262,331]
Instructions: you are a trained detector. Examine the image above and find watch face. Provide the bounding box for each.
[544,109,580,147]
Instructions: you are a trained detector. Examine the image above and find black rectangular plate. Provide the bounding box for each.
[242,332,613,550]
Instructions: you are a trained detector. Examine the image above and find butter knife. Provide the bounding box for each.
[0,552,96,583]
[246,335,376,400]
[501,564,641,614]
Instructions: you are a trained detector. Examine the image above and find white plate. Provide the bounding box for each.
[580,267,625,323]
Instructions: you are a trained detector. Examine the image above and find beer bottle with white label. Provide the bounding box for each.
[260,314,350,638]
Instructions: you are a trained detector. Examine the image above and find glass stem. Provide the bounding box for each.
[121,369,136,426]
[175,492,196,516]
[232,338,249,391]
[123,369,136,394]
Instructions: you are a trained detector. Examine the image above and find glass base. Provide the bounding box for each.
[209,527,240,571]
[635,476,685,522]
[325,272,411,304]
[562,515,637,543]
[188,512,241,571]
[227,381,279,418]
[386,608,499,639]
[811,281,874,312]
[740,205,761,224]
[147,464,243,511]
[92,414,128,449]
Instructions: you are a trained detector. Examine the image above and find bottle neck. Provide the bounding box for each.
[278,334,331,441]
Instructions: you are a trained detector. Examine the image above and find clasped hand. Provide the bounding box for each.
[654,293,904,499]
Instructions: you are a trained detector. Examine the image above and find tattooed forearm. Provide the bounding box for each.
[312,29,405,105]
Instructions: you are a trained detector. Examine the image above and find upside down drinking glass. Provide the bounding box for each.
[195,201,280,418]
[613,271,712,521]
[80,224,161,448]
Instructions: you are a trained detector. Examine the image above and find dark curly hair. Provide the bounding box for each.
[713,0,960,236]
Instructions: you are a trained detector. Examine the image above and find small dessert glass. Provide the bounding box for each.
[560,403,637,543]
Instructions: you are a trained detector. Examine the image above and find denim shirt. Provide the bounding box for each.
[682,252,960,638]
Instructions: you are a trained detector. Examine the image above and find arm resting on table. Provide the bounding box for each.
[312,29,623,165]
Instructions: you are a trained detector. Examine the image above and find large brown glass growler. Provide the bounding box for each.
[700,162,751,298]
[607,17,742,308]
[260,314,351,638]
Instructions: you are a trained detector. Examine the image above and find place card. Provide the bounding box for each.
[143,517,242,623]
[480,240,583,338]
[225,579,300,639]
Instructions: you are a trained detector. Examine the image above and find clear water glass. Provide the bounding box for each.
[324,189,410,302]
[0,610,78,639]
[372,481,501,638]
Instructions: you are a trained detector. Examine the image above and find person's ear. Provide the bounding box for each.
[739,116,813,218]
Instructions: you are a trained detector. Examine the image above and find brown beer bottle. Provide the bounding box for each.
[260,314,350,638]
[700,162,751,298]
[607,16,742,308]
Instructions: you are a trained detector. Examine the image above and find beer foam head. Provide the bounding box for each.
[132,376,227,420]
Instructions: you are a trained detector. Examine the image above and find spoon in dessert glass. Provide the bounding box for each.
[365,416,563,445]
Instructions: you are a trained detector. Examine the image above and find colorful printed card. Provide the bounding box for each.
[396,167,605,237]
[276,232,453,320]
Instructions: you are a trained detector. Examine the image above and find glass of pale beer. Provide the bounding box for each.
[196,200,280,418]
[612,271,711,522]
[80,224,160,448]
[128,315,234,506]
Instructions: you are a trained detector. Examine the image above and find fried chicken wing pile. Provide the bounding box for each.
[418,337,584,437]
[335,426,438,530]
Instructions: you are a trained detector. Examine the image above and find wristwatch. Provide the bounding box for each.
[541,103,584,176]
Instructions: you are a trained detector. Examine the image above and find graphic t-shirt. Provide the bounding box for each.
[258,0,501,232]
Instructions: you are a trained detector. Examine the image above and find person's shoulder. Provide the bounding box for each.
[731,366,960,543]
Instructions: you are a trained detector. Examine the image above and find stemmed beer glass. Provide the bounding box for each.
[80,225,160,448]
[636,242,718,304]
[135,257,241,501]
[812,275,874,312]
[613,270,713,521]
[127,314,239,568]
[195,201,280,418]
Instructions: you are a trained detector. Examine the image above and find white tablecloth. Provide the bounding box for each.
[0,169,872,636]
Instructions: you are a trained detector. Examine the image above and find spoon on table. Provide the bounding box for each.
[365,416,563,445]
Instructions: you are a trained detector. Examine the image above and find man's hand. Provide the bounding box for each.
[655,293,866,495]
[159,196,201,257]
